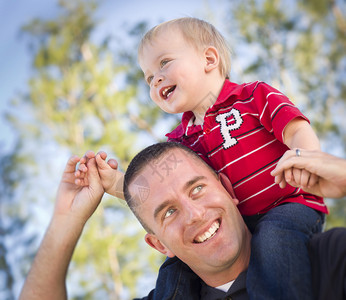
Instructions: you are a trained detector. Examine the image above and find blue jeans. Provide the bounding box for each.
[244,203,324,300]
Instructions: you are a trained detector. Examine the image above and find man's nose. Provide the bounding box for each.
[184,201,206,224]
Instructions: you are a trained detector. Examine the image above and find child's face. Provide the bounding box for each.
[139,28,212,115]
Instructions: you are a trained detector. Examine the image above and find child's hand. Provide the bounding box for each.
[272,150,319,190]
[95,151,124,199]
[275,167,319,190]
[74,150,95,187]
[75,151,124,199]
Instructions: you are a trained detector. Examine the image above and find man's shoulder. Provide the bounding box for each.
[310,227,346,249]
[136,257,201,300]
[309,227,346,300]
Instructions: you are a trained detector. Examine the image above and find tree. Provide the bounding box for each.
[229,0,345,136]
[227,0,346,226]
[0,140,36,300]
[10,0,166,298]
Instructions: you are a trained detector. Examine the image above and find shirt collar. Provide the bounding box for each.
[166,80,240,139]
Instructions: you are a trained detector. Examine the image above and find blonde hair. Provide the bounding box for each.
[138,17,231,79]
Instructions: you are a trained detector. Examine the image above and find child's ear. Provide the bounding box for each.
[204,46,219,73]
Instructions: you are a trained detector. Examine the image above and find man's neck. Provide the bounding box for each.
[197,229,252,288]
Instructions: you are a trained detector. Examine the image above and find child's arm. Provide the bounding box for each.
[275,118,321,189]
[95,152,124,199]
[282,118,320,151]
[75,151,124,200]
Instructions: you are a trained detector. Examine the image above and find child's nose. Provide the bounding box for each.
[153,74,164,87]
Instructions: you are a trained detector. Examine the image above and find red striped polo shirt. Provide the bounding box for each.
[166,80,327,216]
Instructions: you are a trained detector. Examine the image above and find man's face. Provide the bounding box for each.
[129,149,250,284]
[139,27,214,116]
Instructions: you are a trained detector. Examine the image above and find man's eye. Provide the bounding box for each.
[192,185,203,195]
[164,208,175,219]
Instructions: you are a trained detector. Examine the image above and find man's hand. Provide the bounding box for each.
[271,149,346,198]
[19,155,105,300]
[55,155,104,224]
[273,150,318,190]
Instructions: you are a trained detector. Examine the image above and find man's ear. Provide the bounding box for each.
[145,233,175,258]
[218,173,239,205]
[204,46,219,73]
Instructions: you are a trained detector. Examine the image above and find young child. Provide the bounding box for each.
[77,18,327,299]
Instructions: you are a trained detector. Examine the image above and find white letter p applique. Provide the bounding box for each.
[215,108,243,149]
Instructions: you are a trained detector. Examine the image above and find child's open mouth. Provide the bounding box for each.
[160,85,176,100]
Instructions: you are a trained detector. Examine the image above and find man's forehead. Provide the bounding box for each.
[133,148,206,190]
[140,149,185,183]
[128,149,187,211]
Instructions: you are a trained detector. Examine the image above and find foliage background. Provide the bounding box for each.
[0,0,345,299]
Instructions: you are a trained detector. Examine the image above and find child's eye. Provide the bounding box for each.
[160,59,169,68]
[147,75,153,85]
[191,185,203,196]
[164,208,176,219]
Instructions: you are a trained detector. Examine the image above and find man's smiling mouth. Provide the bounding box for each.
[161,85,176,99]
[194,220,220,243]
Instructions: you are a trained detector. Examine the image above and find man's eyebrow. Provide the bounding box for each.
[184,176,206,191]
[154,200,172,220]
[153,176,207,220]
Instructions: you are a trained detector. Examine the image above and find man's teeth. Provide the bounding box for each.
[195,221,220,243]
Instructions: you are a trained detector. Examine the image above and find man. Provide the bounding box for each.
[20,142,345,300]
[123,142,251,299]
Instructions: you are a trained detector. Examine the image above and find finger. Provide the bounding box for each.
[307,173,319,188]
[279,149,297,162]
[273,171,284,184]
[79,156,87,164]
[78,163,88,173]
[284,168,300,188]
[64,155,80,174]
[86,158,102,187]
[79,151,96,165]
[299,169,311,187]
[97,151,107,160]
[85,150,96,159]
[274,168,289,189]
[292,168,302,185]
[273,174,280,184]
[284,168,293,183]
[74,177,88,186]
[95,153,109,169]
[271,149,304,176]
[74,169,86,179]
[107,158,118,169]
[278,178,287,189]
